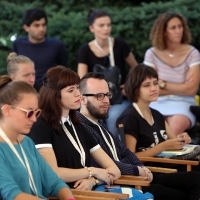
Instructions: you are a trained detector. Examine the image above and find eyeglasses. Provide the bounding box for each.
[11,106,42,118]
[82,92,113,101]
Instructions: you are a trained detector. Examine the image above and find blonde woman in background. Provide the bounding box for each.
[7,52,36,87]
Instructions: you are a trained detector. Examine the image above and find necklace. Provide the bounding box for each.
[169,53,175,58]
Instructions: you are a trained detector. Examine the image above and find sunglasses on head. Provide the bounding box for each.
[10,106,42,118]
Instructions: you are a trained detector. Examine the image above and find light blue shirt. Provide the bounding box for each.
[0,136,68,199]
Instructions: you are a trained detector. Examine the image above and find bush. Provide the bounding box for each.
[0,0,200,74]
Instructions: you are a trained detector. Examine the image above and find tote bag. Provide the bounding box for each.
[93,37,123,105]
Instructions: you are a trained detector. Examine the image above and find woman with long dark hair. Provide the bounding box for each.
[29,66,120,190]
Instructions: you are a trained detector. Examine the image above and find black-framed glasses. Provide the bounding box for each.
[82,92,113,101]
[11,106,42,118]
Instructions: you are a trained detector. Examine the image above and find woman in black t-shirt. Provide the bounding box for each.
[29,66,120,189]
[117,64,200,200]
[77,9,138,137]
[117,63,191,157]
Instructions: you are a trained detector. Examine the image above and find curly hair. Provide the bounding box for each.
[150,12,191,50]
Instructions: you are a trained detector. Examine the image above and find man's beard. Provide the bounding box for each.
[86,100,109,120]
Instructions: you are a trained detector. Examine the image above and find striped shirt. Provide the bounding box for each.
[144,47,200,83]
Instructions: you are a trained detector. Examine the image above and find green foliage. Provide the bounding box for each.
[1,0,200,74]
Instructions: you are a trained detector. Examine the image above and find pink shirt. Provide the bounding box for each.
[144,47,200,83]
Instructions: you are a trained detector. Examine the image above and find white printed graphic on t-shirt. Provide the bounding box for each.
[141,130,167,151]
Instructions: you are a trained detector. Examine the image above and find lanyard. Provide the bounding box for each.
[86,117,119,161]
[132,103,154,124]
[0,127,38,196]
[94,37,115,66]
[61,120,86,167]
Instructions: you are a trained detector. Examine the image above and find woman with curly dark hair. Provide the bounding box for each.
[144,12,200,136]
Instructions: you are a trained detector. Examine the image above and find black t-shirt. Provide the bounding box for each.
[117,105,167,152]
[77,38,131,84]
[29,117,99,187]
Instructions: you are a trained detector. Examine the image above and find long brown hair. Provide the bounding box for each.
[39,66,80,132]
[150,12,191,50]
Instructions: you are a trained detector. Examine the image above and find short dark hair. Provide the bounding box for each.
[39,66,80,132]
[125,64,158,102]
[87,9,111,26]
[23,8,47,26]
[79,72,105,94]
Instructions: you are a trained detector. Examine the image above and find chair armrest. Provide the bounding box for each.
[71,189,129,199]
[138,156,199,171]
[114,176,150,190]
[75,195,117,200]
[48,196,117,200]
[147,166,177,173]
[120,175,145,180]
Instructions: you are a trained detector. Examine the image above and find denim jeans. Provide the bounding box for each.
[105,98,131,137]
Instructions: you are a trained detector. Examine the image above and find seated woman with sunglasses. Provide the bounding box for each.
[0,75,74,200]
[29,66,121,190]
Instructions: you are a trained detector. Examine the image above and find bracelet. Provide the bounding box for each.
[85,166,92,179]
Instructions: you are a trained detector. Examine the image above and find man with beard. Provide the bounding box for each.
[12,8,67,89]
[77,72,200,200]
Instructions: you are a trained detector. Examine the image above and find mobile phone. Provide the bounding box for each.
[104,185,120,189]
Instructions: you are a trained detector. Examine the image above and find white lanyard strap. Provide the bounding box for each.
[94,37,115,67]
[86,117,119,161]
[132,103,154,124]
[108,37,115,66]
[61,120,86,167]
[0,127,38,196]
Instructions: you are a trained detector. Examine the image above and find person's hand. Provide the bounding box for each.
[163,138,185,150]
[73,178,95,190]
[137,166,153,182]
[90,167,113,185]
[177,132,191,144]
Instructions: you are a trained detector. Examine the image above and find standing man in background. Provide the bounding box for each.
[13,8,67,88]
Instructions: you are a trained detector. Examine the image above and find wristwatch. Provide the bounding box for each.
[159,81,166,89]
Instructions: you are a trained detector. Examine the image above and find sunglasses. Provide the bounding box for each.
[11,106,42,119]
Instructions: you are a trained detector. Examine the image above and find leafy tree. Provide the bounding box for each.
[0,0,200,74]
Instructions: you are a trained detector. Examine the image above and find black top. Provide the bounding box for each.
[77,38,131,84]
[29,117,98,187]
[117,105,167,152]
[12,37,68,87]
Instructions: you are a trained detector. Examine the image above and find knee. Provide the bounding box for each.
[169,124,184,135]
[167,117,190,135]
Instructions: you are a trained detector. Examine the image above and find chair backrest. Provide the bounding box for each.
[117,123,126,145]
